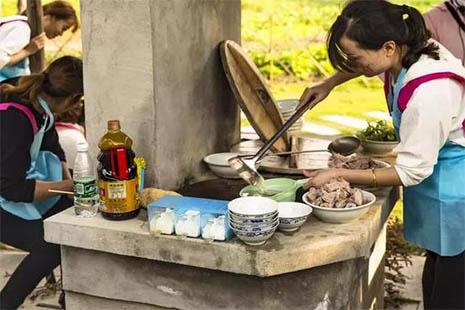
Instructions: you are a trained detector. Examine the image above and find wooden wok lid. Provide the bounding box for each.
[220,40,289,152]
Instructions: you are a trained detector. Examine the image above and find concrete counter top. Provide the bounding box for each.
[44,186,398,277]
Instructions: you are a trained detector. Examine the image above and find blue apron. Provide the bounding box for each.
[389,68,465,256]
[0,97,63,220]
[0,58,29,83]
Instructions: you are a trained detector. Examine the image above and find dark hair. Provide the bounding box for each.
[327,0,439,72]
[22,1,79,32]
[55,99,84,125]
[0,56,83,112]
[43,0,79,32]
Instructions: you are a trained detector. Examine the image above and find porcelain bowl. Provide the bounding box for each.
[232,226,278,246]
[228,197,278,219]
[229,218,279,233]
[302,190,376,224]
[229,212,278,225]
[277,202,313,232]
[203,152,240,179]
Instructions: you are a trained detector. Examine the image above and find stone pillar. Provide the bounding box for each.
[80,0,241,189]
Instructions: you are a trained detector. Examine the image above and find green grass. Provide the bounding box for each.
[270,77,386,134]
[2,0,80,16]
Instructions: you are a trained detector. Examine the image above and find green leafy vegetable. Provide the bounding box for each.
[357,120,398,142]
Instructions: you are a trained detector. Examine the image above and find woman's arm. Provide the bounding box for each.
[304,167,402,189]
[298,71,361,110]
[4,33,46,66]
[33,179,73,201]
[0,20,31,69]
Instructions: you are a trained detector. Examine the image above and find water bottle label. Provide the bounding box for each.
[74,178,97,198]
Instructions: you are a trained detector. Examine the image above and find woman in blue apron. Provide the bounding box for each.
[0,56,83,309]
[0,0,79,84]
[302,2,465,309]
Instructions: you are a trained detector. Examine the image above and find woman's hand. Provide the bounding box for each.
[34,179,74,201]
[298,80,335,111]
[297,71,361,110]
[25,32,46,56]
[303,169,342,189]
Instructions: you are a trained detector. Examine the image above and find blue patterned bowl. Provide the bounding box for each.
[229,218,279,233]
[228,211,278,225]
[277,202,312,232]
[232,226,277,245]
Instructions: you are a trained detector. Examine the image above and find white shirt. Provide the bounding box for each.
[0,15,30,70]
[56,124,87,167]
[394,43,465,186]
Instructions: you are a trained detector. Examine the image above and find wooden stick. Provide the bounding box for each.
[48,189,74,195]
[27,0,45,72]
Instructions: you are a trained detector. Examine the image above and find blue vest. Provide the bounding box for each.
[0,58,29,83]
[389,68,465,256]
[0,17,30,82]
[0,98,63,220]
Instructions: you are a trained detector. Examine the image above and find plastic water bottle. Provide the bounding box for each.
[73,142,99,217]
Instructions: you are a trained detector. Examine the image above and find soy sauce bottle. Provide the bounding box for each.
[97,120,140,220]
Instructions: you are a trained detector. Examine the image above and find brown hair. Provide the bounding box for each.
[0,56,83,113]
[22,1,79,32]
[43,1,79,32]
[55,99,84,124]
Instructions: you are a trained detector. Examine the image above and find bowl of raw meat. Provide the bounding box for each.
[302,178,376,223]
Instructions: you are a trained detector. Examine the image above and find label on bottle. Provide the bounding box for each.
[98,178,139,214]
[74,177,97,198]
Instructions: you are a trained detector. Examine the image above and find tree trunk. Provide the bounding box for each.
[27,0,44,73]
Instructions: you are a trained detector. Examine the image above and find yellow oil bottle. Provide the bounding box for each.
[97,120,140,220]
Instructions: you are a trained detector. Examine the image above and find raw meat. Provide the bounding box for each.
[306,177,366,209]
[328,154,385,169]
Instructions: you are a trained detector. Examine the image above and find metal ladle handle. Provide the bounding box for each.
[270,149,329,157]
[254,96,315,161]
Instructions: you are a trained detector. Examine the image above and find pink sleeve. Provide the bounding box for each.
[423,8,440,40]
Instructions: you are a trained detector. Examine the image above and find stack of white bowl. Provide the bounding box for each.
[228,197,279,246]
[277,99,303,133]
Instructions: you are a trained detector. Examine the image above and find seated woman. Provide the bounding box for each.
[0,55,83,309]
[0,0,79,84]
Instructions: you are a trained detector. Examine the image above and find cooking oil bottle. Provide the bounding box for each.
[97,120,140,220]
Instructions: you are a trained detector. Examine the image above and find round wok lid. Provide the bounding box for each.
[220,40,289,152]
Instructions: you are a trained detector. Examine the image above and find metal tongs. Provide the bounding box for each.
[228,98,316,186]
[229,98,361,186]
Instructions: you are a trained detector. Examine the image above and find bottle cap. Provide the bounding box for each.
[76,142,89,152]
[107,120,121,131]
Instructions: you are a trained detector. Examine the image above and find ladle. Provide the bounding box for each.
[243,135,361,158]
[228,96,360,187]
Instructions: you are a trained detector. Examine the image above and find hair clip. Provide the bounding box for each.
[400,5,409,20]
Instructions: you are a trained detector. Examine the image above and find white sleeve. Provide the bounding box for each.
[394,78,461,186]
[0,22,31,69]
